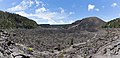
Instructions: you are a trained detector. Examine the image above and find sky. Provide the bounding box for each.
[0,0,120,24]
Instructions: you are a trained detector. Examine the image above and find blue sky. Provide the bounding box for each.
[0,0,120,24]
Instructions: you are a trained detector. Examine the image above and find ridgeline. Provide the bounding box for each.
[0,11,38,29]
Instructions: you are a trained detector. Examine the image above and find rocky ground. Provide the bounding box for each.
[1,28,120,58]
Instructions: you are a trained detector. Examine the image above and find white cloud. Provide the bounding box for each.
[59,7,65,13]
[111,3,118,7]
[69,12,75,15]
[35,0,44,7]
[35,0,39,7]
[7,0,35,12]
[88,4,95,11]
[69,20,75,24]
[29,0,34,7]
[95,8,100,11]
[7,5,26,11]
[88,4,99,12]
[7,0,44,12]
[35,7,47,13]
[15,8,70,24]
[16,11,30,17]
[7,0,72,24]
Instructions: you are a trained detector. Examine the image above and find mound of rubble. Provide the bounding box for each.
[1,28,120,58]
[0,30,37,58]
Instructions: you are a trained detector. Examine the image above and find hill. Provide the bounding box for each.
[0,11,38,29]
[103,18,120,28]
[68,17,106,31]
